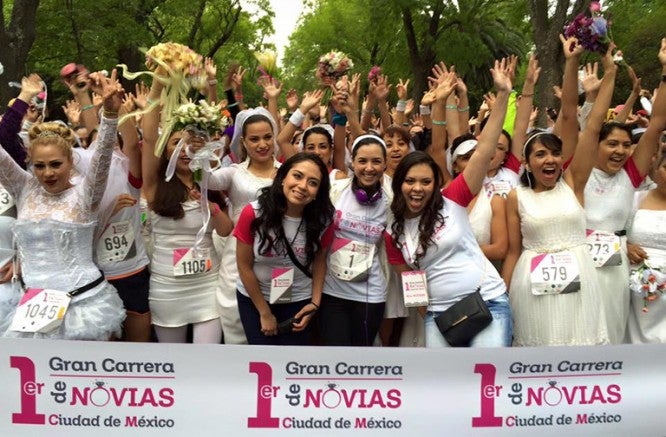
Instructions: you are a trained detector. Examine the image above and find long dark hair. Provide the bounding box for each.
[152,151,189,218]
[520,133,562,188]
[390,152,445,265]
[252,153,334,267]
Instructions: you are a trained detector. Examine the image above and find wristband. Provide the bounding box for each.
[402,122,410,126]
[211,203,221,217]
[103,109,118,118]
[445,104,458,110]
[432,119,447,126]
[332,113,348,126]
[310,301,319,310]
[81,104,94,112]
[457,106,470,112]
[208,79,218,86]
[396,100,407,112]
[227,102,238,108]
[521,93,534,98]
[289,109,305,127]
[419,105,431,115]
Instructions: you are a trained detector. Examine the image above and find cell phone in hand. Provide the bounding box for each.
[277,309,316,335]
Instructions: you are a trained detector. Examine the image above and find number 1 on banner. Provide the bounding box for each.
[472,363,502,427]
[10,356,45,424]
[248,362,279,428]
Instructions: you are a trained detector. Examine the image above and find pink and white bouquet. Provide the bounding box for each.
[316,50,354,87]
[629,262,666,312]
[563,1,612,54]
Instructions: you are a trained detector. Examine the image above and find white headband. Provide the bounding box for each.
[351,134,387,152]
[447,139,477,175]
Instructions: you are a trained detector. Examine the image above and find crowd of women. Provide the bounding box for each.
[0,34,665,348]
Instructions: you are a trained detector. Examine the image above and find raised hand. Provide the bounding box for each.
[21,73,44,97]
[581,62,601,95]
[600,42,617,73]
[299,89,324,114]
[404,99,414,117]
[91,69,123,114]
[627,66,642,95]
[396,78,410,100]
[132,82,150,109]
[483,92,496,111]
[62,100,81,125]
[552,85,563,100]
[286,89,299,112]
[491,58,513,93]
[434,71,457,101]
[232,66,246,91]
[525,53,541,86]
[204,57,217,80]
[260,76,282,99]
[560,34,584,58]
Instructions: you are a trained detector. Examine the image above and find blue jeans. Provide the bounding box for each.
[425,293,512,348]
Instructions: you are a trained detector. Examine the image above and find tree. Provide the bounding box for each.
[0,0,40,105]
[527,0,589,121]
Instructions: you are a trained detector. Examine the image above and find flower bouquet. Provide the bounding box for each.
[118,42,207,156]
[563,1,612,54]
[254,50,279,85]
[629,261,666,312]
[367,65,381,83]
[315,50,354,102]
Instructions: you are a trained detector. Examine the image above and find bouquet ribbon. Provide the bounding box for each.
[165,133,224,256]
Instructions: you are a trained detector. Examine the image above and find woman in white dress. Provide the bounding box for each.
[626,151,666,343]
[142,77,233,344]
[208,108,282,344]
[502,37,617,346]
[1,72,125,340]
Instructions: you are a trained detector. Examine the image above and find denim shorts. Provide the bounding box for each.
[424,293,512,348]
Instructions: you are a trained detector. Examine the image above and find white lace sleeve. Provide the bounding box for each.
[82,116,118,214]
[0,140,31,200]
[207,166,237,191]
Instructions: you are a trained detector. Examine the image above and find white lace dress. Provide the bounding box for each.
[0,183,20,333]
[626,200,666,343]
[208,160,278,344]
[509,180,609,346]
[0,117,125,340]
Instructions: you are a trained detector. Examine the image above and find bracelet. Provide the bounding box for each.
[81,104,94,112]
[521,93,534,98]
[402,122,410,127]
[235,93,244,101]
[445,104,457,110]
[432,119,447,126]
[227,102,238,108]
[103,109,118,118]
[289,109,305,127]
[457,106,470,112]
[396,100,407,111]
[210,203,221,217]
[332,113,348,127]
[310,301,319,310]
[419,105,431,115]
[208,79,218,86]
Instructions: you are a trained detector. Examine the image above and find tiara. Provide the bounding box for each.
[37,130,61,139]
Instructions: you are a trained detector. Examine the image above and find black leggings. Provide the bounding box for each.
[318,294,385,346]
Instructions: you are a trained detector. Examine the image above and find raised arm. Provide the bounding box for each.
[259,77,282,133]
[83,70,122,213]
[565,44,617,201]
[631,38,666,177]
[559,35,585,163]
[512,54,541,158]
[277,90,323,160]
[463,59,512,195]
[140,73,165,204]
[614,66,641,124]
[0,74,43,168]
[429,70,456,184]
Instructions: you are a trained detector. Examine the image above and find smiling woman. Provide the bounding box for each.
[233,153,334,345]
[1,72,126,341]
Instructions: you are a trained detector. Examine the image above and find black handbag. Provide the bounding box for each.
[434,289,492,347]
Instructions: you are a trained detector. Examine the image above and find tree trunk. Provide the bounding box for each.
[0,0,40,106]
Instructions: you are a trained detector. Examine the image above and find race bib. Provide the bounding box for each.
[0,188,16,217]
[329,238,375,282]
[10,288,70,333]
[173,247,212,277]
[485,181,511,198]
[270,268,294,304]
[97,220,136,263]
[530,251,581,295]
[585,230,622,268]
[401,270,429,307]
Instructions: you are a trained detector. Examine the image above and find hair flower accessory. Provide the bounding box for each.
[563,1,613,54]
[629,261,666,312]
